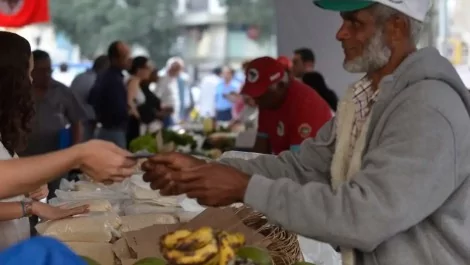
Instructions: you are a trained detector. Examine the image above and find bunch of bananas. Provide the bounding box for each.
[160,227,246,265]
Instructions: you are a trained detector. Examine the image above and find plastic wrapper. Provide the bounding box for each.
[35,212,122,243]
[298,236,341,265]
[123,203,182,216]
[55,189,130,202]
[120,213,179,233]
[64,242,115,265]
[59,178,76,191]
[50,199,115,213]
[74,181,104,191]
[130,183,181,207]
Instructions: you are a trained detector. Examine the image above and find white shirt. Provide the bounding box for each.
[156,72,192,123]
[197,74,221,118]
[0,142,29,251]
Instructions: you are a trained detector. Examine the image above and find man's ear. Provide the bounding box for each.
[385,15,409,47]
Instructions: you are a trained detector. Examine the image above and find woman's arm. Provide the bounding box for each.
[0,140,135,199]
[127,78,140,118]
[0,202,24,221]
[0,201,88,222]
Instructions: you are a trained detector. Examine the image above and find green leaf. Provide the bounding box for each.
[236,246,272,265]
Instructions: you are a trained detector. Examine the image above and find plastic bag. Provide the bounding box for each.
[59,178,76,191]
[179,197,206,213]
[74,181,105,192]
[55,189,129,202]
[129,181,182,207]
[298,236,341,265]
[123,203,182,216]
[120,213,178,233]
[50,199,115,213]
[35,212,122,243]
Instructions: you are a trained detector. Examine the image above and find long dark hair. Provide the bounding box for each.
[0,32,35,154]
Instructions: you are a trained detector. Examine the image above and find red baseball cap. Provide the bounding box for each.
[277,56,292,70]
[241,56,285,98]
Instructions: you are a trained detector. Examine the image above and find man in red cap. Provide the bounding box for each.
[277,55,293,74]
[242,56,332,154]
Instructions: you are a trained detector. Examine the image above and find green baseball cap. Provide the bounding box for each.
[313,0,374,12]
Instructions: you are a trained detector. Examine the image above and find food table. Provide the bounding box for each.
[42,122,340,265]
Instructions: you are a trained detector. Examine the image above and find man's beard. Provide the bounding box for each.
[343,29,392,73]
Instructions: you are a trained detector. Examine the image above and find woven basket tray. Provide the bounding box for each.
[233,206,303,265]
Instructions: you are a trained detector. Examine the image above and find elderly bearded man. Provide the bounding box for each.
[142,1,470,264]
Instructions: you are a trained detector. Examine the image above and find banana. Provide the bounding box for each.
[216,232,236,265]
[163,238,219,265]
[203,254,220,265]
[160,228,246,265]
[224,233,245,249]
[161,229,192,249]
[174,227,215,251]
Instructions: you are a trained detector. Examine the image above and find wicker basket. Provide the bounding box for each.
[233,206,303,265]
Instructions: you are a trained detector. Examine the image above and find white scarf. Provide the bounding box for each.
[330,87,373,265]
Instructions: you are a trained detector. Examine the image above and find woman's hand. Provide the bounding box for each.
[29,185,49,201]
[74,140,136,183]
[32,202,89,221]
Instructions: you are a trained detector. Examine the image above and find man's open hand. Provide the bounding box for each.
[141,152,206,195]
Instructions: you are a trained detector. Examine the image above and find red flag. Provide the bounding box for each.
[0,0,50,28]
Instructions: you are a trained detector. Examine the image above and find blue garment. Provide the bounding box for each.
[89,67,128,129]
[216,109,232,121]
[58,126,72,149]
[215,80,239,111]
[0,237,85,265]
[163,116,174,128]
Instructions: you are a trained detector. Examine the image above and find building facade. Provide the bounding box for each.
[175,0,276,77]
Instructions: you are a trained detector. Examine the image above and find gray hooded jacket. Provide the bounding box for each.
[219,47,470,265]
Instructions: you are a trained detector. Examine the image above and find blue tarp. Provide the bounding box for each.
[0,237,85,265]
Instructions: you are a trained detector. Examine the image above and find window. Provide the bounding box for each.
[186,0,208,12]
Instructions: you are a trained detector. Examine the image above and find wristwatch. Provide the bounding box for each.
[21,197,33,218]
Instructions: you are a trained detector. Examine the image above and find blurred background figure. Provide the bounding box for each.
[292,47,316,79]
[139,69,164,134]
[215,66,240,121]
[20,50,85,200]
[125,56,154,146]
[196,67,222,119]
[292,47,338,111]
[156,57,193,126]
[89,41,131,148]
[303,72,338,111]
[69,55,109,141]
